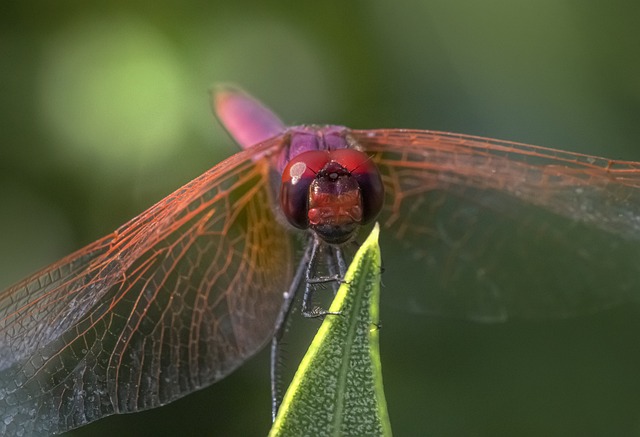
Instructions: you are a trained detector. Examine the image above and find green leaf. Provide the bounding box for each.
[269,223,391,437]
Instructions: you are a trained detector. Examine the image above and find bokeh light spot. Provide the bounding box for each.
[39,16,189,171]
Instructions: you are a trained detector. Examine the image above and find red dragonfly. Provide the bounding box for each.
[1,86,640,436]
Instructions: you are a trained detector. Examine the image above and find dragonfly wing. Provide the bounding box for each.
[353,129,640,321]
[0,234,119,369]
[0,137,293,436]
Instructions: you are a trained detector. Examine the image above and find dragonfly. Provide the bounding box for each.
[1,86,640,436]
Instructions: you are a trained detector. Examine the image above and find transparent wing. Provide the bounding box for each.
[353,129,640,321]
[0,136,293,436]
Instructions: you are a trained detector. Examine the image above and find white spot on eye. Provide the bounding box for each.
[289,162,307,185]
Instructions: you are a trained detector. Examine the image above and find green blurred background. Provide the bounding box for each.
[2,1,640,436]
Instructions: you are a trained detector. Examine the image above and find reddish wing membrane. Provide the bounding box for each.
[354,129,640,321]
[0,137,293,436]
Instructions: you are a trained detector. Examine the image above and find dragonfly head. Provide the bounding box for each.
[280,145,384,245]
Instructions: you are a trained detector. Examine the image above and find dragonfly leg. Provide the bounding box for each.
[270,236,348,420]
[301,236,342,318]
[333,245,347,278]
[306,274,342,285]
[270,239,312,421]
